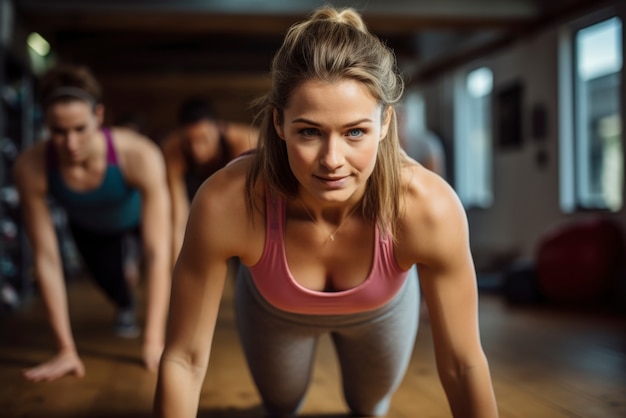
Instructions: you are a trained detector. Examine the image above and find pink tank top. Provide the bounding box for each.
[248,191,410,315]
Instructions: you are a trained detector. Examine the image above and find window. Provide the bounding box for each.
[454,66,494,208]
[560,16,623,212]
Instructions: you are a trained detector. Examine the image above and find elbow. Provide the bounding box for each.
[160,348,209,382]
[143,243,171,270]
[437,353,490,385]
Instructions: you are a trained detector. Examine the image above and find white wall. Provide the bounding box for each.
[420,4,626,270]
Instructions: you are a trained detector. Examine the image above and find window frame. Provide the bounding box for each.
[559,9,623,213]
[454,65,494,209]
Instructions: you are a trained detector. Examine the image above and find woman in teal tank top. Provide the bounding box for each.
[13,65,172,383]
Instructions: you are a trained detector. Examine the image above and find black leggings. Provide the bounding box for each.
[69,223,140,310]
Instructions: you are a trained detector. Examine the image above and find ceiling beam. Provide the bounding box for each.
[16,0,540,19]
[20,11,534,37]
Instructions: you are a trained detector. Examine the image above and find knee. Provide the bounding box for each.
[346,395,391,417]
[263,399,303,418]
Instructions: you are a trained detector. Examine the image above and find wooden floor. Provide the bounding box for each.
[1,275,625,418]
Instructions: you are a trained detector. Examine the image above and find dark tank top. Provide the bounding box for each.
[182,132,232,199]
[46,127,141,233]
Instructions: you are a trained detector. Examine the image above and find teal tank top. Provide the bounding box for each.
[46,128,141,233]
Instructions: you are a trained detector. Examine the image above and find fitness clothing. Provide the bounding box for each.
[46,127,141,310]
[248,191,410,315]
[182,131,232,199]
[236,265,420,417]
[237,189,420,416]
[69,222,138,310]
[46,127,141,233]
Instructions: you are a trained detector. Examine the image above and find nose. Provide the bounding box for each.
[319,135,344,171]
[65,132,80,152]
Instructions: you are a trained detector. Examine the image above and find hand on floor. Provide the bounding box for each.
[23,350,85,382]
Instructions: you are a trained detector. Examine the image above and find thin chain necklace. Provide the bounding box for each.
[300,202,359,242]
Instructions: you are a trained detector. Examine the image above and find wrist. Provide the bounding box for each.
[58,344,78,355]
[143,330,165,346]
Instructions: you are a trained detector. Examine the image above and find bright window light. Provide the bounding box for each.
[455,66,494,208]
[467,67,493,98]
[577,17,622,81]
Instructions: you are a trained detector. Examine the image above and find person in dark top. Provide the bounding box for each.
[13,64,172,382]
[160,97,259,263]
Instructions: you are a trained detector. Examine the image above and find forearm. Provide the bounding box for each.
[440,361,498,418]
[143,253,171,345]
[154,354,207,418]
[34,261,76,352]
[171,217,187,268]
[169,184,190,269]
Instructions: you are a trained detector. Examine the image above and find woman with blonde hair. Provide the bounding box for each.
[155,6,498,417]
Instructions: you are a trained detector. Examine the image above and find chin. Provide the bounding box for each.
[318,188,360,203]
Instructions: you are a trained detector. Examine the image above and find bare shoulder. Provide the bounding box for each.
[111,127,163,161]
[189,155,263,262]
[193,155,254,223]
[109,127,166,185]
[226,121,258,135]
[225,122,259,143]
[159,130,184,160]
[397,161,468,267]
[403,162,464,220]
[158,130,185,175]
[110,127,161,156]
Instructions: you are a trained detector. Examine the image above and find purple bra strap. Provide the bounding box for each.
[103,127,118,165]
[45,128,116,168]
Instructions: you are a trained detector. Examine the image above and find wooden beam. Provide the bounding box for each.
[21,11,534,37]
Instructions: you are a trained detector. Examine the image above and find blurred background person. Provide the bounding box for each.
[13,64,172,382]
[396,102,447,178]
[160,96,258,263]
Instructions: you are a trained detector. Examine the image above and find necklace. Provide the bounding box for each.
[301,202,359,242]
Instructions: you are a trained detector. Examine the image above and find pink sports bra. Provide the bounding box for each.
[248,191,410,315]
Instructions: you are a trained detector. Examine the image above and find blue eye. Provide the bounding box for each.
[300,128,319,137]
[347,128,364,138]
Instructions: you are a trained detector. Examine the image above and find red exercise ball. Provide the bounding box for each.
[535,217,624,304]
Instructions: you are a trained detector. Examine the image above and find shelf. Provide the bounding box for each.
[1,49,35,313]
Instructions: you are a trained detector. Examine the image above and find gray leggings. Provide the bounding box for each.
[235,266,420,417]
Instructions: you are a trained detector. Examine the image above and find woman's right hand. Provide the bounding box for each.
[23,349,85,382]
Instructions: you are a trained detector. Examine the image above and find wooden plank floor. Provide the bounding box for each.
[1,275,625,417]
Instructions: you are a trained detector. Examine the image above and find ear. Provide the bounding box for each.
[273,108,285,141]
[95,104,105,126]
[379,106,392,141]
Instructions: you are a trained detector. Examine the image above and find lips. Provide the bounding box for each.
[314,174,349,188]
[317,175,346,182]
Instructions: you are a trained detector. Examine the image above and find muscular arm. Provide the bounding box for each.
[400,168,498,417]
[121,130,172,370]
[155,164,251,417]
[162,135,190,266]
[13,148,84,381]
